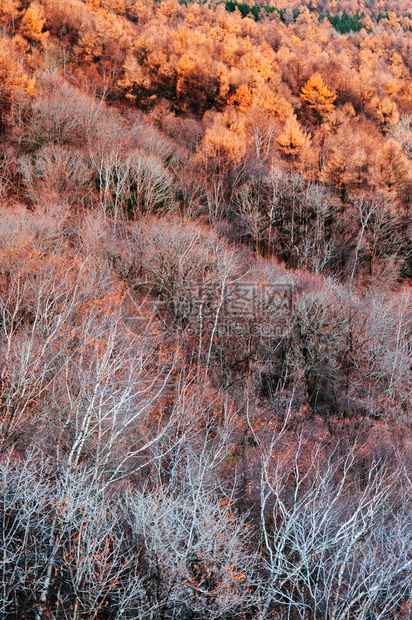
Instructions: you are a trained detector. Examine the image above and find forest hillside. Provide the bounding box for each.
[1,0,412,618]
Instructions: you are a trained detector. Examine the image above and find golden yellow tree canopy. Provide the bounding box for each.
[276,114,310,155]
[300,72,336,116]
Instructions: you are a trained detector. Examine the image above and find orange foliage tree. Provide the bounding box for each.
[276,114,310,158]
[19,2,49,46]
[300,72,336,118]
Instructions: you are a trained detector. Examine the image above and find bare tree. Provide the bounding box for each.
[19,143,94,207]
[91,146,174,226]
[121,485,259,620]
[0,445,260,620]
[260,441,412,620]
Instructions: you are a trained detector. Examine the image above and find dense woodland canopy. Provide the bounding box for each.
[1,0,412,618]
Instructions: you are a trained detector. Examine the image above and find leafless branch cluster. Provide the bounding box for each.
[0,449,258,620]
[260,443,412,620]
